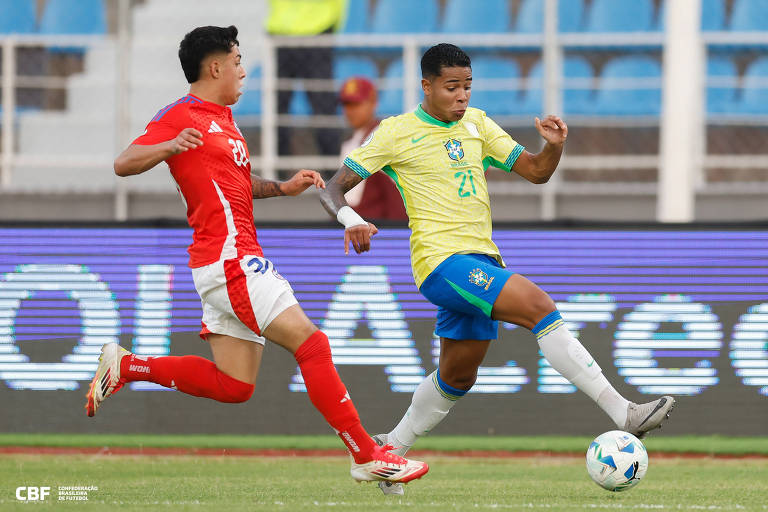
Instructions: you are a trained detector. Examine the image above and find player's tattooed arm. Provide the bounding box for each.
[250,175,285,198]
[320,164,378,255]
[511,115,567,184]
[251,169,325,199]
[319,164,363,216]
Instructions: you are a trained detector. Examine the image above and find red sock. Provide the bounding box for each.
[120,354,254,403]
[294,330,376,463]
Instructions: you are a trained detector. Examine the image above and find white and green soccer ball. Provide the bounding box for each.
[586,430,648,492]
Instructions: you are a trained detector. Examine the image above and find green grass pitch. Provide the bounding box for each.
[1,435,767,511]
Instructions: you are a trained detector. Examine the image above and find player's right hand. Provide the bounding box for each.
[345,222,378,255]
[170,128,203,154]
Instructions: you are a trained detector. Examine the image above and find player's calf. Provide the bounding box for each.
[119,353,255,403]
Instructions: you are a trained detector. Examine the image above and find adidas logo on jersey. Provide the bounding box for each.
[208,121,224,134]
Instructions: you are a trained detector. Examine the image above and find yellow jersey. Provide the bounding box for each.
[344,105,525,287]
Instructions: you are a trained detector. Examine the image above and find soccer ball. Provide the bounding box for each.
[585,430,648,492]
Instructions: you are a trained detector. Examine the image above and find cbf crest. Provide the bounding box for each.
[444,139,464,161]
[469,267,495,290]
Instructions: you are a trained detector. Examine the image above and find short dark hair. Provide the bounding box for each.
[421,43,471,80]
[178,25,239,83]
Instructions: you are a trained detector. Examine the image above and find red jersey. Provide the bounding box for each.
[133,94,263,268]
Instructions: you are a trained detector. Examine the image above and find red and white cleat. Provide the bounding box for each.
[350,443,429,484]
[372,433,405,495]
[85,343,130,417]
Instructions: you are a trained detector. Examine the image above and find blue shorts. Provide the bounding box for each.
[419,253,514,341]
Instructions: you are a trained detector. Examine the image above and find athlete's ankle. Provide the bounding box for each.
[339,423,377,463]
[386,433,411,457]
[118,353,145,382]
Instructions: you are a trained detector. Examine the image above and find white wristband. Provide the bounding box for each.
[336,206,367,229]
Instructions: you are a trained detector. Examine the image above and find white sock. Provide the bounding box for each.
[534,311,629,428]
[388,370,463,456]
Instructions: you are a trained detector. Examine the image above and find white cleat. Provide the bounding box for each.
[624,396,676,438]
[85,343,130,417]
[372,434,405,495]
[350,441,428,485]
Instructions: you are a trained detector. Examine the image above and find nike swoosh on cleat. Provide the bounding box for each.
[587,359,595,367]
[637,397,668,429]
[410,134,428,143]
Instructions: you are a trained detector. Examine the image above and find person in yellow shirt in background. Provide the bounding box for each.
[266,0,346,155]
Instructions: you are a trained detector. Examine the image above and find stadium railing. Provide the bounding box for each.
[0,0,767,222]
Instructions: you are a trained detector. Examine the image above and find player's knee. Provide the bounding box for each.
[294,330,332,364]
[530,292,557,316]
[227,382,255,403]
[217,372,255,403]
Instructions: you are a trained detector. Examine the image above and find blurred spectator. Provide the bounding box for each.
[339,77,408,221]
[266,0,345,156]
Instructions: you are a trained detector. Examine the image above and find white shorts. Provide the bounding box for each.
[191,254,298,345]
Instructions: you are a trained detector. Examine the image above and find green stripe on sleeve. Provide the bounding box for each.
[482,156,508,172]
[504,145,525,170]
[343,157,371,179]
[382,165,408,211]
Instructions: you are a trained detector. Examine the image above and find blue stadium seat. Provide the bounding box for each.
[333,55,377,81]
[378,59,404,116]
[593,56,661,116]
[468,56,520,115]
[517,57,594,116]
[564,56,595,115]
[515,0,585,33]
[518,62,543,116]
[370,0,438,33]
[702,0,726,31]
[586,0,655,32]
[342,0,368,33]
[707,56,737,114]
[558,0,586,33]
[738,57,768,114]
[0,0,36,34]
[288,88,312,116]
[232,67,261,116]
[442,0,509,33]
[40,0,106,34]
[731,0,768,31]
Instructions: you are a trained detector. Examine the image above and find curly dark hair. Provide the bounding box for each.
[178,25,239,83]
[421,43,471,80]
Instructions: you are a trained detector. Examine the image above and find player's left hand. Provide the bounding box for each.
[345,222,378,255]
[535,115,568,145]
[280,169,326,196]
